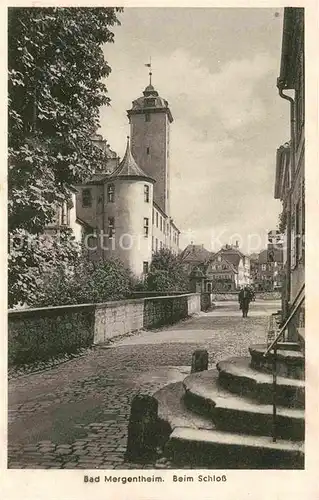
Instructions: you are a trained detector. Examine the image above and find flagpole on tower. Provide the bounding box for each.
[145,57,152,85]
[149,56,152,85]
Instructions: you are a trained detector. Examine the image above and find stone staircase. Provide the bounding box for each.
[154,342,305,469]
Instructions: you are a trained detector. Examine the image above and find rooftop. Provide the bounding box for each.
[109,137,155,183]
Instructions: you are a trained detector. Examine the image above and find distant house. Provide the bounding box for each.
[210,244,250,290]
[252,247,284,291]
[180,244,214,275]
[206,253,239,291]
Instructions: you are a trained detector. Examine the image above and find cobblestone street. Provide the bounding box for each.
[8,300,279,469]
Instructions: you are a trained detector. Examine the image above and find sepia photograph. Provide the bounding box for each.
[7,5,306,475]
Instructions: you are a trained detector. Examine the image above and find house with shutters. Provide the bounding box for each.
[207,243,250,290]
[205,252,239,291]
[180,244,214,275]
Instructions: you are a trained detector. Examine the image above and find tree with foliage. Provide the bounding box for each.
[29,256,135,307]
[146,248,189,292]
[8,7,122,307]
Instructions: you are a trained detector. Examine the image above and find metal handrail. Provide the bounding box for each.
[264,283,305,356]
[264,283,305,442]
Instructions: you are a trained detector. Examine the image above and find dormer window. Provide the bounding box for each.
[107,184,115,203]
[145,98,155,107]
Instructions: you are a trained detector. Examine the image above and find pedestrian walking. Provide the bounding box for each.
[238,286,252,318]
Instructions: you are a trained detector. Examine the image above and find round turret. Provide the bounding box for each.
[104,137,155,276]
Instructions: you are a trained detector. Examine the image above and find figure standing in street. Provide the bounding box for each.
[238,286,252,318]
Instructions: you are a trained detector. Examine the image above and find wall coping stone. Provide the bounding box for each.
[144,293,200,302]
[8,294,199,319]
[8,298,145,318]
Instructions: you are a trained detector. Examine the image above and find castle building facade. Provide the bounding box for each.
[75,81,180,277]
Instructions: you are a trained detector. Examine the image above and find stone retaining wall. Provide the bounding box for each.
[8,304,96,366]
[94,299,144,344]
[8,293,201,366]
[144,296,186,329]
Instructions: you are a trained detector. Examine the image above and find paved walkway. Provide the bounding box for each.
[8,299,280,469]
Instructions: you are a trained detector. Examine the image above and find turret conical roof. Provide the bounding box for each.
[108,137,155,183]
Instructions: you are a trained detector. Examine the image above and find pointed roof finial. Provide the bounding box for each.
[108,135,155,183]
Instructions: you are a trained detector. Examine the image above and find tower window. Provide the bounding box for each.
[144,184,150,202]
[145,113,151,122]
[143,261,149,274]
[145,98,156,107]
[82,188,92,208]
[146,147,150,155]
[108,217,115,238]
[107,184,115,203]
[143,217,149,238]
[60,202,70,226]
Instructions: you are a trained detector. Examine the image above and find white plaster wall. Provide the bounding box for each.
[130,112,169,213]
[103,178,153,277]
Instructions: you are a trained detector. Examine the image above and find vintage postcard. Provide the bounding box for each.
[2,1,318,499]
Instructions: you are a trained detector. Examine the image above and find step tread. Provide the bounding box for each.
[217,357,305,388]
[250,344,304,361]
[169,426,304,453]
[184,370,304,419]
[154,382,215,431]
[298,328,305,340]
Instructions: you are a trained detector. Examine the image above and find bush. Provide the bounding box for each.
[146,248,189,292]
[29,256,135,307]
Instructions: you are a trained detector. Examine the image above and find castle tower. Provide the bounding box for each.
[104,137,155,277]
[127,79,173,215]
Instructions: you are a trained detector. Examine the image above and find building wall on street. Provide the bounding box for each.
[274,8,305,338]
[290,148,305,305]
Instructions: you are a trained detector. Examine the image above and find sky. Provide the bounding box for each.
[99,7,289,254]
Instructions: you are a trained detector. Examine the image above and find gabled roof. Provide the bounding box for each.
[180,244,214,264]
[109,137,155,183]
[208,254,238,274]
[214,245,248,268]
